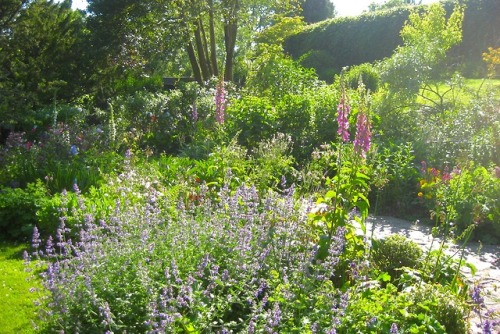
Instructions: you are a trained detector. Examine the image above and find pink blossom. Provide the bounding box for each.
[336,98,350,142]
[353,111,371,158]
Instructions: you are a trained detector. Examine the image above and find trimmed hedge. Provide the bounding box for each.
[284,0,500,80]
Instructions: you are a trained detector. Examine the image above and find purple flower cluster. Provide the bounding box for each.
[390,322,399,334]
[30,168,349,332]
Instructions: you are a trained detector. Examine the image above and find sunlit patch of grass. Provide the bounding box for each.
[0,242,45,334]
[464,78,500,93]
[418,78,500,106]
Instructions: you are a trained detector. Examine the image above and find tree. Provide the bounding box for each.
[301,0,335,23]
[0,0,90,127]
[378,3,464,98]
[86,0,300,85]
[0,0,31,31]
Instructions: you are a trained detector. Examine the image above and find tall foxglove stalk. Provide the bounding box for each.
[353,111,371,158]
[336,80,350,142]
[215,78,226,124]
[354,82,371,158]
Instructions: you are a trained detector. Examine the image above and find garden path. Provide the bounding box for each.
[364,216,500,334]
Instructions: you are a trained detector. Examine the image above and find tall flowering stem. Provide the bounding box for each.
[336,76,350,143]
[353,83,372,158]
[215,78,226,124]
[353,112,371,158]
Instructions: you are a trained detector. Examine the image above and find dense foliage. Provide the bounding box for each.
[284,0,500,80]
[1,0,500,332]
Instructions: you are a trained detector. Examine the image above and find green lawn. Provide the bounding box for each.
[0,242,44,334]
[464,78,500,92]
[418,78,500,106]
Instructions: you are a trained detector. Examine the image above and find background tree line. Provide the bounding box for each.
[0,0,337,131]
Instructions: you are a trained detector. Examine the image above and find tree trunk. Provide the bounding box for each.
[208,0,219,77]
[186,41,202,85]
[198,19,213,77]
[223,0,239,82]
[194,23,210,82]
[224,21,237,82]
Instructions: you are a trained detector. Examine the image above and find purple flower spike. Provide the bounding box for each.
[336,97,350,142]
[354,111,371,158]
[390,323,399,334]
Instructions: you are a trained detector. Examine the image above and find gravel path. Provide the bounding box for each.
[365,216,500,334]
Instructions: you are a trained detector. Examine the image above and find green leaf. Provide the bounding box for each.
[377,272,391,282]
[325,190,336,200]
[465,262,477,276]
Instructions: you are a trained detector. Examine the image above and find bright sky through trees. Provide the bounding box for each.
[69,0,441,17]
[334,0,440,17]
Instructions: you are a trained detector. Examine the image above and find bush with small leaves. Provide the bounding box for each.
[371,234,423,282]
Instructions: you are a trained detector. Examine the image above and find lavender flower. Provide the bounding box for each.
[482,319,492,334]
[471,285,485,307]
[270,303,281,327]
[35,173,351,332]
[32,226,41,253]
[248,319,256,334]
[390,323,399,334]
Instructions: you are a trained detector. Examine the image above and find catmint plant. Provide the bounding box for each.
[31,165,350,332]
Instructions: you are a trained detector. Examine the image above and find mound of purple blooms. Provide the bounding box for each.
[26,168,352,333]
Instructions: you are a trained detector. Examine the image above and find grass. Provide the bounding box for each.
[0,241,43,334]
[464,78,500,93]
[418,78,500,106]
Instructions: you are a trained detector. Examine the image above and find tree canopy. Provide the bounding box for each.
[0,0,89,127]
[86,0,301,85]
[301,0,336,23]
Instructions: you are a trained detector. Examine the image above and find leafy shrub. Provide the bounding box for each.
[227,84,339,165]
[250,133,296,191]
[0,124,119,193]
[345,63,381,92]
[225,95,277,150]
[418,163,500,243]
[0,181,50,241]
[298,49,338,82]
[285,0,500,76]
[245,44,319,99]
[410,283,469,334]
[285,7,410,74]
[340,283,469,333]
[368,142,420,216]
[371,234,423,282]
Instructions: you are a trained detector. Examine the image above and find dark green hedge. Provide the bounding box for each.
[284,0,500,80]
